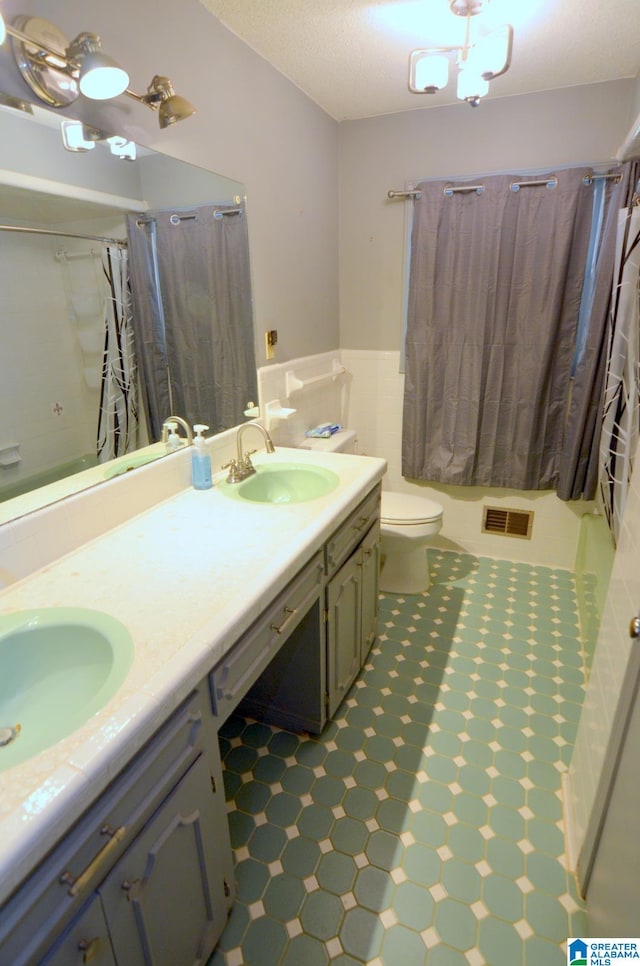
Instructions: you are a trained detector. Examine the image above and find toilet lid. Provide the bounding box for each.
[381,491,443,525]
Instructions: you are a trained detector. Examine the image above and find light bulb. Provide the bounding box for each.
[475,24,512,80]
[60,120,96,152]
[79,58,129,100]
[457,65,489,103]
[409,51,449,93]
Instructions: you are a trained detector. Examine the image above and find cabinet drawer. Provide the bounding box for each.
[325,484,381,576]
[0,687,210,966]
[209,552,324,722]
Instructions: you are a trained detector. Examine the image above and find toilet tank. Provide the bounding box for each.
[297,429,358,454]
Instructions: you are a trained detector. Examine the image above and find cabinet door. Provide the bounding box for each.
[41,895,116,966]
[99,755,228,966]
[360,521,381,665]
[326,552,362,718]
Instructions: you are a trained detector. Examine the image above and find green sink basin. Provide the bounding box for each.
[220,462,340,504]
[0,608,134,771]
[103,453,162,479]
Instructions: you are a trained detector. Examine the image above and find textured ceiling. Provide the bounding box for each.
[201,0,640,121]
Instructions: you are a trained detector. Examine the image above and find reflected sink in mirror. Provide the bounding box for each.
[0,608,134,771]
[103,453,164,479]
[219,462,340,504]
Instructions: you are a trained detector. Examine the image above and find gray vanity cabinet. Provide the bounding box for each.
[0,478,384,966]
[41,896,115,966]
[238,484,381,732]
[326,549,362,716]
[99,755,226,965]
[0,686,233,966]
[325,495,381,718]
[360,518,382,663]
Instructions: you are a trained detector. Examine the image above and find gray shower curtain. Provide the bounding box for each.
[557,166,631,501]
[126,202,258,441]
[402,169,593,490]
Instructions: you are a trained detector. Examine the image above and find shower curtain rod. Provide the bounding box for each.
[135,207,243,228]
[387,171,622,200]
[0,224,127,245]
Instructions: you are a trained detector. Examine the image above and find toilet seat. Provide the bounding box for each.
[381,492,442,525]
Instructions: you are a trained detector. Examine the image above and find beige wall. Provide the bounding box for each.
[338,80,636,350]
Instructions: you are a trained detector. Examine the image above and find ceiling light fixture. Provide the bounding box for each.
[408,0,513,108]
[0,13,195,127]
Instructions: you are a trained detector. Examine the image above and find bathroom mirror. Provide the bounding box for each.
[0,102,258,522]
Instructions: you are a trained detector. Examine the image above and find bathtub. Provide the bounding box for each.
[0,454,98,504]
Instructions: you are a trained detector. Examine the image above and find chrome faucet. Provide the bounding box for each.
[223,421,275,483]
[161,416,193,446]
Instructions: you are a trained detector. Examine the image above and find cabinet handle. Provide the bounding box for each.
[352,516,369,532]
[270,606,297,634]
[121,878,142,899]
[78,937,102,963]
[59,825,127,896]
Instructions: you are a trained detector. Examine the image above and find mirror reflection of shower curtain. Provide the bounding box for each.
[97,245,139,463]
[126,203,258,441]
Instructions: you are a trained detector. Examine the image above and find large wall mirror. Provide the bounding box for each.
[0,102,258,523]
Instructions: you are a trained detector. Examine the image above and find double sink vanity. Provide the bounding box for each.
[0,441,386,964]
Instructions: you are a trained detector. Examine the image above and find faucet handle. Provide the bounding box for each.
[222,458,243,483]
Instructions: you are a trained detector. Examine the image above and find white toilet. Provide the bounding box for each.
[298,428,443,595]
[379,491,443,595]
[297,428,358,454]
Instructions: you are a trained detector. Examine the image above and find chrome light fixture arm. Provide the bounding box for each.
[0,14,195,126]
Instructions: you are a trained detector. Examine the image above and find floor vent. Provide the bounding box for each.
[482,506,533,539]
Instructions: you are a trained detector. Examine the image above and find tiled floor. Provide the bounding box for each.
[208,550,588,965]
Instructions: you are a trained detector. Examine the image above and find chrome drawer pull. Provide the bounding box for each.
[271,606,297,634]
[59,825,127,896]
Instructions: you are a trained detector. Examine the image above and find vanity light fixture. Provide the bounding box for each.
[60,118,96,152]
[60,119,137,160]
[0,13,195,126]
[408,0,513,107]
[65,32,129,101]
[126,75,196,129]
[106,135,137,161]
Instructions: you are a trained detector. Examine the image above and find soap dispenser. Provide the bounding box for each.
[164,421,181,453]
[191,424,212,490]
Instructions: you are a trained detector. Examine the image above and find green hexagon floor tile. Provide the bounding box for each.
[209,551,587,965]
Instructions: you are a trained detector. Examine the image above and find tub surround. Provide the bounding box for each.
[0,443,386,906]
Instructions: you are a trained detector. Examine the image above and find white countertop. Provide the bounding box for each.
[0,447,386,904]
